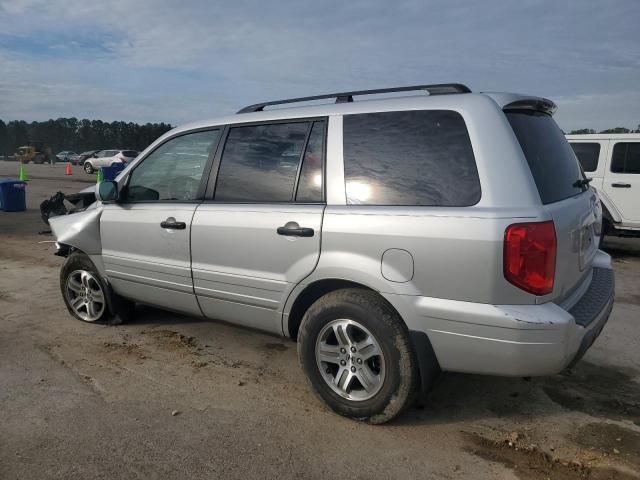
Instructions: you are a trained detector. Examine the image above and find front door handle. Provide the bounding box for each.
[277,222,314,237]
[611,182,631,188]
[160,217,187,230]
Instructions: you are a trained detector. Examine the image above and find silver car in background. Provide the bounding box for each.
[50,84,614,423]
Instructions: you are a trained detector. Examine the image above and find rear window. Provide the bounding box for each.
[506,111,585,204]
[122,150,138,157]
[611,142,640,174]
[342,110,480,206]
[570,142,600,172]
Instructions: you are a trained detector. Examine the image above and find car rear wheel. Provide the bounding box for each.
[84,161,94,174]
[60,252,134,325]
[298,288,418,424]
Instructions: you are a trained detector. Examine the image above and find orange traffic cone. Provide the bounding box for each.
[65,163,72,176]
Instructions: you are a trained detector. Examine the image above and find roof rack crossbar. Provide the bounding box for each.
[237,83,471,114]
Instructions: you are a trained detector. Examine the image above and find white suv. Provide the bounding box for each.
[567,134,640,243]
[83,150,138,174]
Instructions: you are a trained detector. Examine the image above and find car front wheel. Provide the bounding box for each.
[298,288,418,424]
[83,161,94,174]
[60,252,134,324]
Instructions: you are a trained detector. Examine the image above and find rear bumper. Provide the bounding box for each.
[385,253,615,377]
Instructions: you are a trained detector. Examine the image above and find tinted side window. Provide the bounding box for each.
[343,110,480,206]
[296,121,325,202]
[125,129,220,202]
[570,143,600,172]
[611,142,640,174]
[215,122,309,202]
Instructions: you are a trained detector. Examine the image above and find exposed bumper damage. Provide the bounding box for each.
[40,190,96,225]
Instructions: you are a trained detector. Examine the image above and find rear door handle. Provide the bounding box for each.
[160,217,187,230]
[611,182,631,188]
[277,222,314,237]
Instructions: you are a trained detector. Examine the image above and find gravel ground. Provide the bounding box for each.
[1,162,639,480]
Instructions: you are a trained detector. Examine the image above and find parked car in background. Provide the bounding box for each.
[76,150,100,165]
[51,84,614,424]
[56,151,77,162]
[567,133,640,244]
[83,149,139,173]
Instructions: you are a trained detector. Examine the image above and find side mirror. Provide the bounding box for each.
[93,153,99,158]
[96,180,118,202]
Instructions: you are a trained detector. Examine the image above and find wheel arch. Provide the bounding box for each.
[285,277,441,400]
[597,190,622,224]
[284,278,380,340]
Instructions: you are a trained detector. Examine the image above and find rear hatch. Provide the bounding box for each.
[505,106,600,303]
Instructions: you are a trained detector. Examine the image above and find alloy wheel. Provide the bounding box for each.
[315,319,386,401]
[65,270,105,322]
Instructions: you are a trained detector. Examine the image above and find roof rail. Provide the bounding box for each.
[236,83,471,114]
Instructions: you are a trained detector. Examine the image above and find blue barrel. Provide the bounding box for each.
[101,163,126,181]
[0,179,27,212]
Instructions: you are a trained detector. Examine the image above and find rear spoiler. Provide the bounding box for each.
[503,98,557,116]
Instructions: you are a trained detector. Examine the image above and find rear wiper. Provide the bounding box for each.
[574,177,593,188]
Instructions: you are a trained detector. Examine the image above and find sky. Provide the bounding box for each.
[0,0,638,132]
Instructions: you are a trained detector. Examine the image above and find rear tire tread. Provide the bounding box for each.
[298,288,418,424]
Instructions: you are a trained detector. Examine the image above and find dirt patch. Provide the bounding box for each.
[0,289,15,302]
[264,342,289,352]
[145,329,196,354]
[102,341,147,360]
[190,360,208,369]
[616,294,640,306]
[465,433,636,480]
[542,362,640,425]
[570,423,640,470]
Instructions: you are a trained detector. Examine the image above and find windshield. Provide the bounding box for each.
[506,110,585,204]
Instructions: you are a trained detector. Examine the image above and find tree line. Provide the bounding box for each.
[0,118,173,156]
[569,125,640,135]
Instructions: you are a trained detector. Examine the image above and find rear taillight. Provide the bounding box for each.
[503,221,556,296]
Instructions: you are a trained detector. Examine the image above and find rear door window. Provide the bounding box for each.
[342,110,480,206]
[506,111,585,204]
[569,142,600,173]
[611,142,640,174]
[214,122,310,202]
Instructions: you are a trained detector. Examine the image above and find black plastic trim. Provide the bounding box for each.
[569,267,614,328]
[503,98,557,115]
[408,330,441,399]
[237,84,471,113]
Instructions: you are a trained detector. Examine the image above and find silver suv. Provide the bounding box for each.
[51,84,615,424]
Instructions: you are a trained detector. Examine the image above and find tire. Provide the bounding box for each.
[84,161,94,174]
[298,288,418,424]
[60,252,134,325]
[599,218,611,249]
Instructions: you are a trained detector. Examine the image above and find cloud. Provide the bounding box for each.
[0,0,638,131]
[555,91,640,132]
